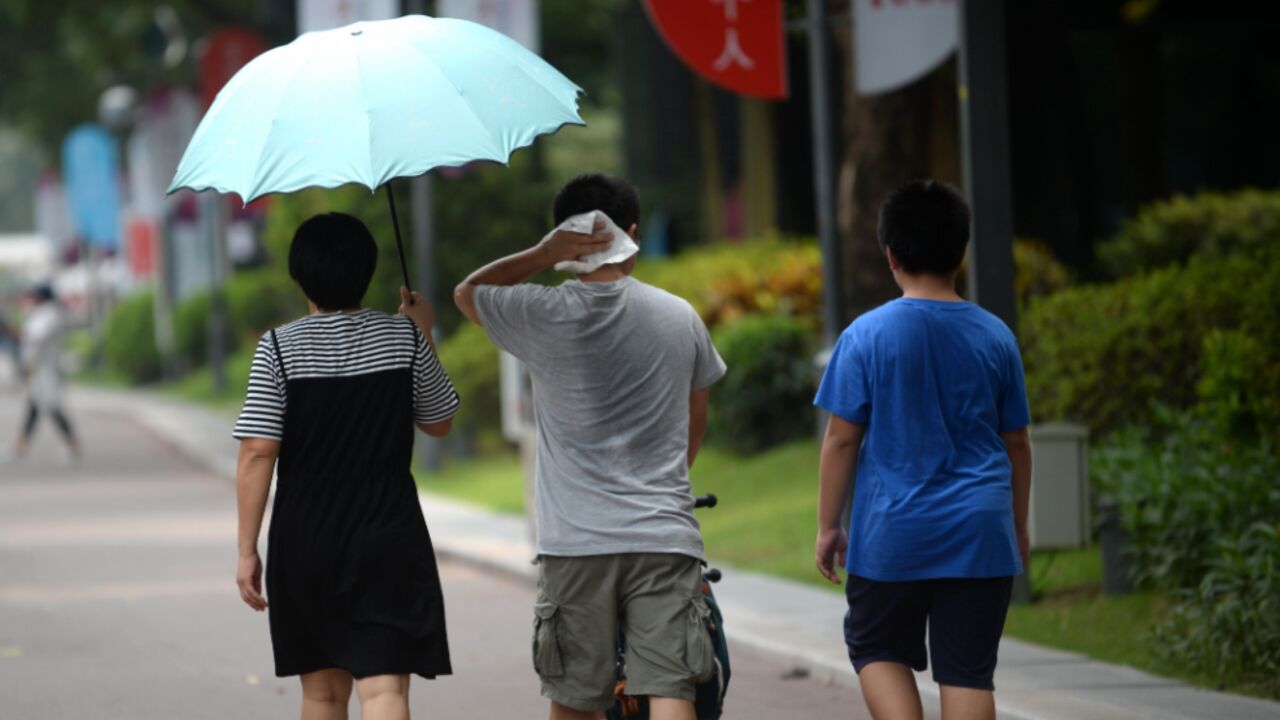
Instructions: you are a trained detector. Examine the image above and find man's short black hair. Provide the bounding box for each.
[877,179,971,276]
[288,212,377,311]
[552,173,640,230]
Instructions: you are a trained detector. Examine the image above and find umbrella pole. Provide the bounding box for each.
[384,180,414,298]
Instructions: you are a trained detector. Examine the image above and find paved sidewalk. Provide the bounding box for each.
[80,385,1280,720]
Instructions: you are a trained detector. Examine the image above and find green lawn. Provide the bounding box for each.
[161,345,257,409]
[414,440,1239,695]
[417,453,526,515]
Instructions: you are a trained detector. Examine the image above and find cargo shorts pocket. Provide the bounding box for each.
[684,597,716,682]
[532,601,564,678]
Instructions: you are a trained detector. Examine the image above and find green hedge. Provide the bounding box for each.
[226,270,303,341]
[708,314,817,455]
[1021,244,1280,441]
[173,291,212,371]
[103,290,161,384]
[437,323,501,440]
[1097,188,1280,278]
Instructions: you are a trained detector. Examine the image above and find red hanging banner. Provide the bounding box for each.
[200,28,267,110]
[643,0,789,99]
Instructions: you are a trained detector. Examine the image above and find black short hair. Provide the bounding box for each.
[552,173,640,230]
[877,180,971,275]
[288,213,377,311]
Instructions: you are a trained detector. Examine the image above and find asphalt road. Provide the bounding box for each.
[0,395,862,719]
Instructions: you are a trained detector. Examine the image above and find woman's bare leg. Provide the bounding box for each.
[356,674,410,720]
[300,668,353,720]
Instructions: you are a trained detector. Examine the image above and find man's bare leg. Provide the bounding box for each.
[648,696,696,720]
[548,700,597,720]
[299,668,353,720]
[939,684,995,720]
[859,661,924,720]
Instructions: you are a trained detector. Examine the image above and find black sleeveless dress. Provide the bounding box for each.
[259,317,453,679]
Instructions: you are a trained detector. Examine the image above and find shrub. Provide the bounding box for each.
[1094,410,1280,697]
[1021,244,1280,440]
[708,314,817,455]
[103,290,162,384]
[1154,522,1280,697]
[635,240,822,330]
[1092,411,1280,591]
[1097,188,1280,278]
[1012,238,1071,305]
[437,323,501,440]
[173,291,212,371]
[226,270,302,340]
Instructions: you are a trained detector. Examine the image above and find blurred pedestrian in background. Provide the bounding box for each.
[5,283,80,463]
[0,303,21,389]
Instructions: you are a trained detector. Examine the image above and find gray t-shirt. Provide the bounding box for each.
[474,277,726,560]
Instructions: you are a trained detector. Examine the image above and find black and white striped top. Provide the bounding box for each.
[233,309,460,441]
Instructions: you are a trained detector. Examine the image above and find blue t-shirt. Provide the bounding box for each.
[814,298,1031,581]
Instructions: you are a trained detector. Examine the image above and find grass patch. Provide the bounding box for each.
[161,345,256,409]
[416,452,526,515]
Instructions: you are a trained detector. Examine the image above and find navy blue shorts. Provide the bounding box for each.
[843,575,1014,691]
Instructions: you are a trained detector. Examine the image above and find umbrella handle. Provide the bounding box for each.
[385,180,414,302]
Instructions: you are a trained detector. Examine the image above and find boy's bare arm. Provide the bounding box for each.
[816,414,866,584]
[687,388,710,468]
[1000,427,1033,567]
[453,223,611,325]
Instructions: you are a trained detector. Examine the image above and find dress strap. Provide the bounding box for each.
[269,329,289,383]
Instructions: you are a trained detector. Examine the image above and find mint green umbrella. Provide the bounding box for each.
[169,15,583,289]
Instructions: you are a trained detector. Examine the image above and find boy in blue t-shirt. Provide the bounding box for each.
[814,180,1032,720]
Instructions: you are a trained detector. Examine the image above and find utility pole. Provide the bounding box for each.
[404,0,442,472]
[806,0,844,350]
[958,0,1028,602]
[958,0,1017,331]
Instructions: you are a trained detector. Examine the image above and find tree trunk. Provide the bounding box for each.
[831,22,963,321]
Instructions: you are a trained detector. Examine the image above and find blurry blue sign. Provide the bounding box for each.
[62,124,121,249]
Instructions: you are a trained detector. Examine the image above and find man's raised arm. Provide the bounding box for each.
[454,222,611,325]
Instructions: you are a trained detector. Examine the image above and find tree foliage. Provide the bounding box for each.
[0,0,253,156]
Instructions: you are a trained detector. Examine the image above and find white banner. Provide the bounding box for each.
[128,89,200,219]
[439,0,539,53]
[854,0,958,95]
[297,0,399,35]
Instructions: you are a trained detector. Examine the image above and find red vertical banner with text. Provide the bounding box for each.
[643,0,789,99]
[201,28,270,212]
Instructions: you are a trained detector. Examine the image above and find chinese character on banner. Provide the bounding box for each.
[644,0,788,99]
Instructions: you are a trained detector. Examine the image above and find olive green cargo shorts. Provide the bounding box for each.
[531,553,716,712]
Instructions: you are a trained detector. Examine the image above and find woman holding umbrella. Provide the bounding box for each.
[233,213,459,720]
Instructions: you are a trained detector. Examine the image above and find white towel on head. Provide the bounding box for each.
[548,210,640,274]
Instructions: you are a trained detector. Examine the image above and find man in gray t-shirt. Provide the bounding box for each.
[455,174,726,720]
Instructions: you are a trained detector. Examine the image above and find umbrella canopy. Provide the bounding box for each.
[168,15,584,203]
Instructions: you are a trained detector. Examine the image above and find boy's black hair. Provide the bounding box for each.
[877,179,971,276]
[288,212,377,311]
[552,173,640,230]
